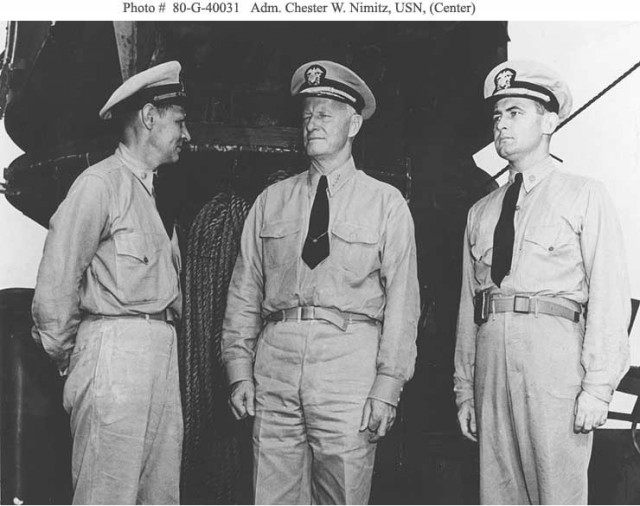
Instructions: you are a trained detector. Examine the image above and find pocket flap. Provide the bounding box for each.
[471,238,493,262]
[332,221,379,244]
[114,233,156,262]
[260,219,303,239]
[524,225,560,250]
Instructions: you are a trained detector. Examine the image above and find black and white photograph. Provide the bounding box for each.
[0,11,639,505]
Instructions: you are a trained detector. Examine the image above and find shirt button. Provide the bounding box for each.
[143,256,149,264]
[548,247,554,252]
[515,205,520,211]
[141,173,147,180]
[529,175,536,182]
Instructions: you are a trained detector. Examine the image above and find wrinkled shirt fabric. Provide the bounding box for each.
[455,157,630,405]
[31,143,183,504]
[223,156,420,406]
[454,156,630,504]
[32,143,182,373]
[223,156,419,503]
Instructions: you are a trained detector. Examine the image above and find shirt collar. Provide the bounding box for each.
[307,157,357,197]
[509,156,556,193]
[115,143,156,194]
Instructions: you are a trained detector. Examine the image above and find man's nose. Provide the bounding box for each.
[182,125,192,142]
[493,117,506,131]
[305,115,319,131]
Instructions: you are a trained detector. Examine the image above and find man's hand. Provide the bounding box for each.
[229,380,255,420]
[457,399,477,442]
[574,390,609,433]
[359,398,396,443]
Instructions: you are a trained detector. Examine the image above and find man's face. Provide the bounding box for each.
[492,97,548,162]
[150,104,191,165]
[302,97,359,160]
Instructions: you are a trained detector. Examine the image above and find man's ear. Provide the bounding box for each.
[140,103,157,130]
[542,111,560,135]
[348,113,363,138]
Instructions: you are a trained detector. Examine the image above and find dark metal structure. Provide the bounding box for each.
[0,289,72,504]
[4,20,637,506]
[0,21,506,504]
[1,21,504,223]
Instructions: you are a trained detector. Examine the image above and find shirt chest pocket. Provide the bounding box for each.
[114,232,166,304]
[331,221,380,276]
[471,237,493,267]
[523,224,570,255]
[522,223,581,285]
[260,219,303,268]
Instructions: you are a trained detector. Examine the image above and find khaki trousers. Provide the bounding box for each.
[475,312,592,504]
[63,318,183,504]
[253,320,379,504]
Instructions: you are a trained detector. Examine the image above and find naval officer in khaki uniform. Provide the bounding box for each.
[454,60,631,504]
[222,60,420,504]
[32,61,190,504]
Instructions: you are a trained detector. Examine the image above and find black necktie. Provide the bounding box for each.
[152,175,174,239]
[302,175,330,269]
[491,172,523,287]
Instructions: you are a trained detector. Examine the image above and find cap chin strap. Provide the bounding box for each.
[137,82,186,103]
[299,77,365,113]
[111,88,187,118]
[299,90,362,114]
[492,81,560,114]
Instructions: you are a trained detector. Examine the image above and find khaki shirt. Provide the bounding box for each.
[222,157,420,405]
[32,144,182,372]
[455,157,630,406]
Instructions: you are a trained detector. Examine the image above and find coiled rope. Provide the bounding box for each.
[179,167,300,503]
[179,191,251,504]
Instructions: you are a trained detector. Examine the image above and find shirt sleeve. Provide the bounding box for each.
[222,193,265,385]
[367,195,420,406]
[453,210,478,408]
[31,174,109,374]
[169,231,183,319]
[579,181,631,403]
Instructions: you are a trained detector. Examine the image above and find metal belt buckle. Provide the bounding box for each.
[474,291,489,324]
[301,306,315,320]
[513,295,532,314]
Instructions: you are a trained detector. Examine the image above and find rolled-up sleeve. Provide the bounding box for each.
[222,193,265,385]
[32,174,109,373]
[368,196,420,406]
[453,211,478,408]
[579,181,630,403]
